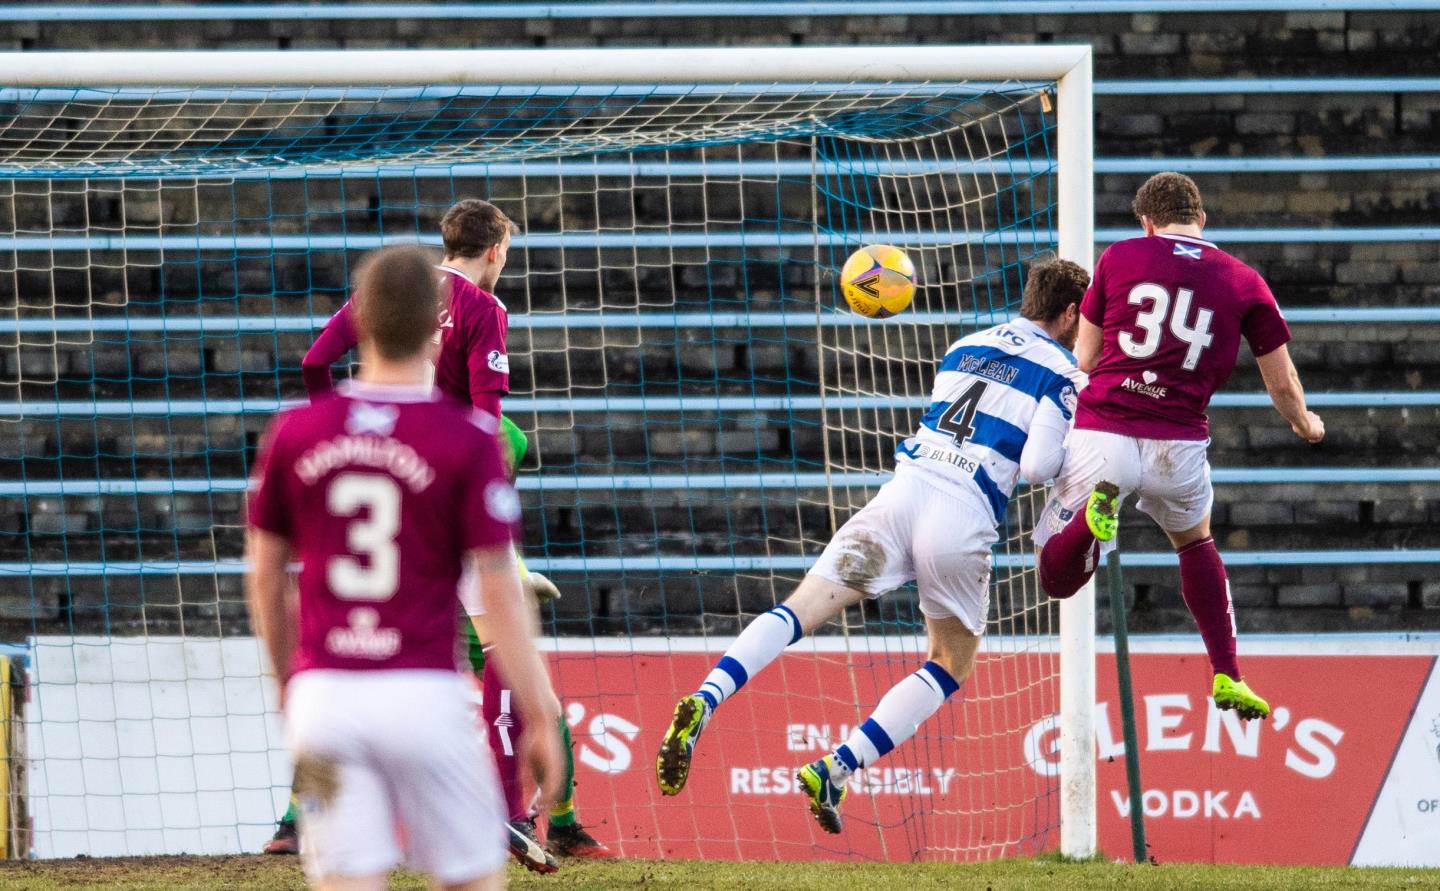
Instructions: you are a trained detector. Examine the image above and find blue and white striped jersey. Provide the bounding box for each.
[895,317,1085,523]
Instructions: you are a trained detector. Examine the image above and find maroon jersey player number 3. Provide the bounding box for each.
[248,383,519,673]
[245,245,559,890]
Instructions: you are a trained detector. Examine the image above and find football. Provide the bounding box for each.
[839,244,917,318]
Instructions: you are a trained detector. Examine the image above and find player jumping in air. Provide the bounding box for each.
[266,199,611,868]
[1035,172,1325,721]
[656,260,1091,833]
[246,244,563,890]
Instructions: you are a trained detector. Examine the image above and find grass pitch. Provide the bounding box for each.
[1,855,1437,890]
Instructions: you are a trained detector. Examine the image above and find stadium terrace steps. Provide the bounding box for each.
[3,317,1435,404]
[8,563,1440,643]
[1,243,1433,323]
[3,5,1440,636]
[4,6,1439,80]
[2,403,1437,481]
[10,485,1440,557]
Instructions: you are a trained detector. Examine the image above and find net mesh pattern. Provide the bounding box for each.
[0,79,1064,861]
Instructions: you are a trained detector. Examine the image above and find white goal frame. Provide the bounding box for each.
[0,45,1096,859]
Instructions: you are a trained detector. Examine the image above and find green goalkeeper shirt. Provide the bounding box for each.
[462,414,529,673]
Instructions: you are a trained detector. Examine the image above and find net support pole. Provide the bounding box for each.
[1055,48,1097,861]
[1106,550,1148,864]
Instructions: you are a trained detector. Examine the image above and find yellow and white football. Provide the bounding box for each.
[839,244,916,318]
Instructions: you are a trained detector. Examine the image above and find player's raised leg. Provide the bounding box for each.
[797,479,991,833]
[1036,480,1120,599]
[1035,429,1140,600]
[655,573,867,796]
[1133,433,1270,720]
[799,616,978,833]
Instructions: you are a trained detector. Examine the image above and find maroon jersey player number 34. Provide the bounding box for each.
[1036,173,1324,725]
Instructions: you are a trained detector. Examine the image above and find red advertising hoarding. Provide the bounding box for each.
[540,639,1440,865]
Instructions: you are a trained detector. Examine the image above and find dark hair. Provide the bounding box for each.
[1020,258,1090,323]
[1132,172,1204,227]
[353,244,441,361]
[440,198,516,259]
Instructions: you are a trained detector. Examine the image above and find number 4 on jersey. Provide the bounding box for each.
[1119,283,1215,371]
[936,380,986,445]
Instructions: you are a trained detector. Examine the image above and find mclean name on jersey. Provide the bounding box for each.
[954,352,1021,386]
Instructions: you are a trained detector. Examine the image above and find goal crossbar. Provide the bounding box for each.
[0,46,1090,86]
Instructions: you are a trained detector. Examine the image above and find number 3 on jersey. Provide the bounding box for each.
[327,472,401,601]
[1118,283,1215,371]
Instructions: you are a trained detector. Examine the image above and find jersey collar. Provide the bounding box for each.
[436,263,474,284]
[1156,232,1218,249]
[338,379,439,403]
[437,264,507,311]
[1010,316,1078,364]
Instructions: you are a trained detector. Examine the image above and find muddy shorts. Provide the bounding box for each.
[809,465,996,634]
[284,669,506,884]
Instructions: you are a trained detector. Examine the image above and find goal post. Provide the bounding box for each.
[1055,47,1097,861]
[0,45,1094,860]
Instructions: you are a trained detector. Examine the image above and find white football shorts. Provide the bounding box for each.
[809,465,996,634]
[284,669,506,885]
[1034,427,1214,553]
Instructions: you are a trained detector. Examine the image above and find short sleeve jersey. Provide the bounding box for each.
[433,266,510,411]
[247,381,521,675]
[1076,233,1291,441]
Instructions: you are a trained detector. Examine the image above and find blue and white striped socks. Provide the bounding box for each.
[696,605,803,711]
[832,660,960,780]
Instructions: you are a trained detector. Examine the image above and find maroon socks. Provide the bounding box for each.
[1039,508,1102,599]
[1177,536,1241,679]
[1042,508,1240,679]
[482,662,528,822]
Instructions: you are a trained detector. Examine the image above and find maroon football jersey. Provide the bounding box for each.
[247,381,521,675]
[433,266,510,418]
[1075,233,1291,440]
[301,300,358,398]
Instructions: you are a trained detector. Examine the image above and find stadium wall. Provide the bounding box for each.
[19,634,1440,865]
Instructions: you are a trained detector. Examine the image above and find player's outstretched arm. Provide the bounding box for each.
[467,546,564,806]
[245,528,298,701]
[300,302,358,398]
[1256,344,1324,443]
[1019,397,1071,485]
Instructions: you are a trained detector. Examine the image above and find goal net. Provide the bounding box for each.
[0,48,1093,861]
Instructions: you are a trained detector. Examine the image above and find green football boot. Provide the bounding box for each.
[656,694,711,796]
[1213,673,1270,721]
[796,756,849,835]
[1085,481,1121,542]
